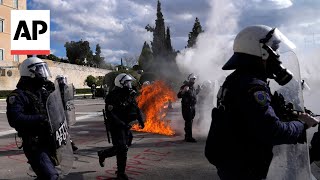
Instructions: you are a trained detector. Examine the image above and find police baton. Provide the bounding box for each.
[102,109,111,143]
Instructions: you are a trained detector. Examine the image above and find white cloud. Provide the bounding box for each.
[250,0,292,9]
[176,13,193,21]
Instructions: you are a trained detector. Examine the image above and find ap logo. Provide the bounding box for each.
[11,10,50,55]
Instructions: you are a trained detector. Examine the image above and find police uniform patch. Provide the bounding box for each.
[253,91,267,106]
[8,96,16,104]
[108,105,113,111]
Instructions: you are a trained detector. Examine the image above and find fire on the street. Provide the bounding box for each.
[132,81,177,135]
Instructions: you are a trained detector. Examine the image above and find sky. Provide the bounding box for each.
[27,0,211,64]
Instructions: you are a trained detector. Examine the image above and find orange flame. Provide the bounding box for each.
[132,81,177,135]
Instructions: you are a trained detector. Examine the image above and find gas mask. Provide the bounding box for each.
[29,63,51,85]
[189,78,196,86]
[263,44,293,86]
[260,28,294,86]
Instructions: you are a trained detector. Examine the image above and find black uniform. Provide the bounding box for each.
[6,78,59,180]
[98,87,144,179]
[91,84,96,99]
[177,81,200,141]
[205,69,307,180]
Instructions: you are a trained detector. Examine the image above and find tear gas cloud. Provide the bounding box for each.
[175,0,320,137]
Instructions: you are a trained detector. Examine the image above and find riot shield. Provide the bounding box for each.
[267,51,311,180]
[46,80,74,176]
[64,84,76,126]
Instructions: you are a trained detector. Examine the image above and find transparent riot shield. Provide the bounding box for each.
[267,51,311,180]
[46,80,74,176]
[64,84,76,126]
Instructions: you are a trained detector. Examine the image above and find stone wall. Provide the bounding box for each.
[0,60,111,90]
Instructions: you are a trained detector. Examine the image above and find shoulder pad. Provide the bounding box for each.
[253,91,268,106]
[248,85,270,106]
[107,105,113,111]
[7,89,23,105]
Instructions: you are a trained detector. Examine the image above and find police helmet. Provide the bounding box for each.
[114,73,135,89]
[143,81,150,86]
[202,80,212,88]
[187,73,197,81]
[223,25,295,70]
[19,57,51,79]
[56,75,67,84]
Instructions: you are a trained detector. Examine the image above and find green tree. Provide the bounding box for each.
[96,76,104,87]
[187,17,204,48]
[47,54,60,61]
[165,27,173,53]
[85,75,96,87]
[146,0,166,58]
[64,40,93,65]
[138,41,153,71]
[145,0,180,81]
[93,44,104,66]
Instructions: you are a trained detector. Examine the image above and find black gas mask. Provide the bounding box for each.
[188,78,196,86]
[260,28,293,86]
[29,62,52,86]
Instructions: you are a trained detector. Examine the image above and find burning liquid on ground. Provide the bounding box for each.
[131,81,177,136]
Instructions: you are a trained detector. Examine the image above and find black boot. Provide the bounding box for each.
[71,140,78,152]
[185,137,197,143]
[116,172,128,180]
[116,150,128,180]
[184,120,196,142]
[97,150,106,167]
[97,147,118,167]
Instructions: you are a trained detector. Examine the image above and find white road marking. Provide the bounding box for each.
[74,103,105,106]
[75,112,102,115]
[77,131,90,134]
[0,129,17,136]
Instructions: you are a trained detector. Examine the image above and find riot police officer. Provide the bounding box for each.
[177,73,200,142]
[6,57,59,180]
[56,75,78,152]
[197,80,214,125]
[91,83,97,99]
[98,73,144,180]
[205,25,319,179]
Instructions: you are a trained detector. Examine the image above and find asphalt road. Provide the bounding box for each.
[0,97,319,180]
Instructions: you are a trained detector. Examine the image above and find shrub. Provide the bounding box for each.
[85,75,96,87]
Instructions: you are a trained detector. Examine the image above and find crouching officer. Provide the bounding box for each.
[6,57,59,180]
[98,73,144,180]
[177,73,200,142]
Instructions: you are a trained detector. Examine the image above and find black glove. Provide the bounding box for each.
[44,80,55,93]
[130,90,137,97]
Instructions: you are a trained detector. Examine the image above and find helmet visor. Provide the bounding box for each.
[32,63,52,78]
[123,80,132,89]
[266,28,296,54]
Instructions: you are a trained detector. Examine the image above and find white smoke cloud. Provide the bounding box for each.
[176,0,239,82]
[176,0,241,137]
[176,0,320,137]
